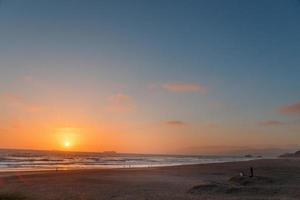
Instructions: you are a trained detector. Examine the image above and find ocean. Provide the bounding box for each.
[0,149,258,172]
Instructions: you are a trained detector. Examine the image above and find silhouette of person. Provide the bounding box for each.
[250,167,254,177]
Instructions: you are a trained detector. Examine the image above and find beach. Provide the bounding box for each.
[0,159,300,200]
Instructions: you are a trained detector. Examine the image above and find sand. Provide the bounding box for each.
[0,159,300,200]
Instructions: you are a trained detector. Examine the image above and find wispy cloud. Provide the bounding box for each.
[106,93,134,113]
[161,82,207,93]
[278,102,300,114]
[259,120,284,126]
[165,120,187,127]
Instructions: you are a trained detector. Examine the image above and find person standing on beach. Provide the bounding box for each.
[250,167,254,177]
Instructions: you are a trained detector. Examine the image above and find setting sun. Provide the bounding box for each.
[64,141,71,148]
[54,127,81,150]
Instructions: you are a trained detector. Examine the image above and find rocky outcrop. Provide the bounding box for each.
[279,150,300,158]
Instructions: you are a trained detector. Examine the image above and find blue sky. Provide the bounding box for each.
[0,0,299,153]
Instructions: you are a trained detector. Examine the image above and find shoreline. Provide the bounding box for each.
[0,158,264,177]
[1,158,299,200]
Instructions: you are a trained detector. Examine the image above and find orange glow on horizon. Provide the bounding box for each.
[55,127,81,150]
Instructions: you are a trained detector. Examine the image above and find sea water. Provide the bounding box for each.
[0,149,258,172]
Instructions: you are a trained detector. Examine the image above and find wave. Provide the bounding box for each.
[0,149,261,172]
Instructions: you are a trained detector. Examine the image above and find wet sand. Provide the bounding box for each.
[0,159,300,200]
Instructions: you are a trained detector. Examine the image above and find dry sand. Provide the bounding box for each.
[0,159,300,200]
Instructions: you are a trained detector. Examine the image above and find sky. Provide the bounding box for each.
[0,0,299,154]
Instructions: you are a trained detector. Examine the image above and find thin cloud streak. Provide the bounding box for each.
[279,102,300,114]
[259,120,284,126]
[165,120,187,127]
[161,83,207,93]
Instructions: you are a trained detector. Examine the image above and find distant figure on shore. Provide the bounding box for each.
[250,167,254,177]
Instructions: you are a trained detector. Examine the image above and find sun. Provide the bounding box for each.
[55,127,81,150]
[64,140,72,148]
